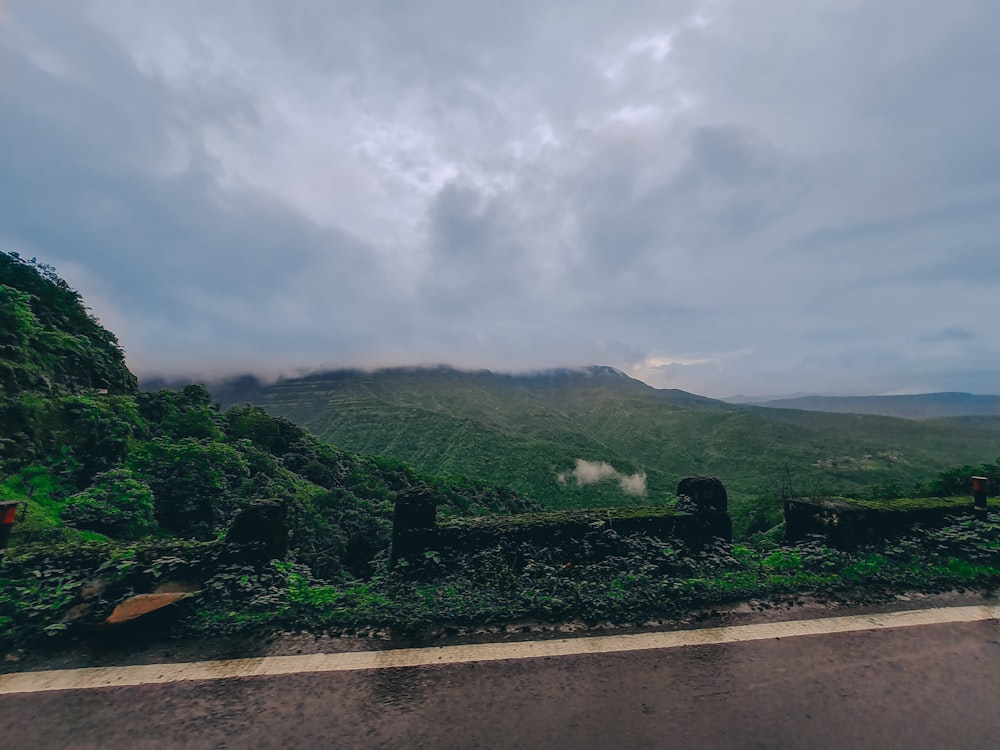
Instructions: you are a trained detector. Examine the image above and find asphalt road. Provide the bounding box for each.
[3,611,999,749]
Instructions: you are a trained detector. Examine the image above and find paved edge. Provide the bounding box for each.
[2,605,998,695]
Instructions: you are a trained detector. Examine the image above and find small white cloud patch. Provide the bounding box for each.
[557,459,647,496]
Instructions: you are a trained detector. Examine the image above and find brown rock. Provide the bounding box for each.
[104,593,187,625]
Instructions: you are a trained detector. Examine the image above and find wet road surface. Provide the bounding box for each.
[2,611,999,748]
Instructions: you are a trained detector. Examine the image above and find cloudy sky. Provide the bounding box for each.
[2,1,998,397]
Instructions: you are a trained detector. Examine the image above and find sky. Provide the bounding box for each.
[1,1,998,398]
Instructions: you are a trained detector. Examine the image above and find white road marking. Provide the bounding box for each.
[2,605,997,695]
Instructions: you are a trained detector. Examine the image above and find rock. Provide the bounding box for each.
[80,579,107,600]
[62,603,93,623]
[104,592,188,625]
[390,484,438,565]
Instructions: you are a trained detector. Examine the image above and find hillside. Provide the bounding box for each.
[0,252,536,578]
[0,253,136,396]
[211,367,1000,531]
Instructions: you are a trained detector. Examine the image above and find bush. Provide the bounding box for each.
[61,468,157,539]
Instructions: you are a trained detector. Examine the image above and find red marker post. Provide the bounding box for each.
[972,476,988,519]
[0,501,25,551]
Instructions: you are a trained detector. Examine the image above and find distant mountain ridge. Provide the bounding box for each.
[205,365,1000,532]
[755,393,1000,420]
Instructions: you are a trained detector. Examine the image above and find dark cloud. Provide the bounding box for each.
[1,1,998,394]
[919,327,977,344]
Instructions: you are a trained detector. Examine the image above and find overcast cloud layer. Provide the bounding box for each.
[2,1,998,397]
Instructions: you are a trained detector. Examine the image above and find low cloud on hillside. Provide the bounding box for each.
[558,459,648,497]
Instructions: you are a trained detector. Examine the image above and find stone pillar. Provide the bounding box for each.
[676,476,733,543]
[391,484,438,566]
[225,499,289,562]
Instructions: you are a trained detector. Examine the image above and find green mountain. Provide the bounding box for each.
[213,366,1000,532]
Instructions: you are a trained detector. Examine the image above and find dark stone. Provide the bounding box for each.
[391,485,438,566]
[783,498,974,547]
[676,476,728,514]
[225,499,289,561]
[394,485,437,531]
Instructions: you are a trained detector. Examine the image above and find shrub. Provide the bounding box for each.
[61,468,157,539]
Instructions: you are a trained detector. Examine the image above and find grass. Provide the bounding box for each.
[0,467,106,544]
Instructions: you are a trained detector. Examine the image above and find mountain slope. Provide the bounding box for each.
[212,366,1000,516]
[0,252,136,396]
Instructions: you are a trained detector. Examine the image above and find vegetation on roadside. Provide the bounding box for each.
[3,509,997,646]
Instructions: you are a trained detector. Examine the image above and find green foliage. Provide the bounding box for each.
[136,385,223,441]
[3,252,997,649]
[0,391,143,485]
[61,468,156,539]
[0,252,136,397]
[439,505,680,531]
[921,457,1000,497]
[128,437,249,539]
[3,511,998,648]
[847,495,999,512]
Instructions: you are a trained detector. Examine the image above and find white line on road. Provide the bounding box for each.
[2,604,998,695]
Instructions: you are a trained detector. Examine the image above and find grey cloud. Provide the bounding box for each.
[919,328,977,344]
[2,1,999,395]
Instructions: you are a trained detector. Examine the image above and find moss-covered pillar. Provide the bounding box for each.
[391,484,438,566]
[676,476,733,544]
[224,499,289,563]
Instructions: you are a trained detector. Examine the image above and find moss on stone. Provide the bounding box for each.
[816,495,1000,512]
[437,505,682,531]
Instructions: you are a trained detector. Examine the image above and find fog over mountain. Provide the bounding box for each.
[3,2,1000,397]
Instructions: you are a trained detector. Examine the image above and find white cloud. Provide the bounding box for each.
[558,459,648,497]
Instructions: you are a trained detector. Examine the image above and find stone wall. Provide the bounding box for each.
[391,477,733,565]
[783,496,993,547]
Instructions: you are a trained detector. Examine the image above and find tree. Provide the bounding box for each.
[62,468,156,539]
[129,437,249,538]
